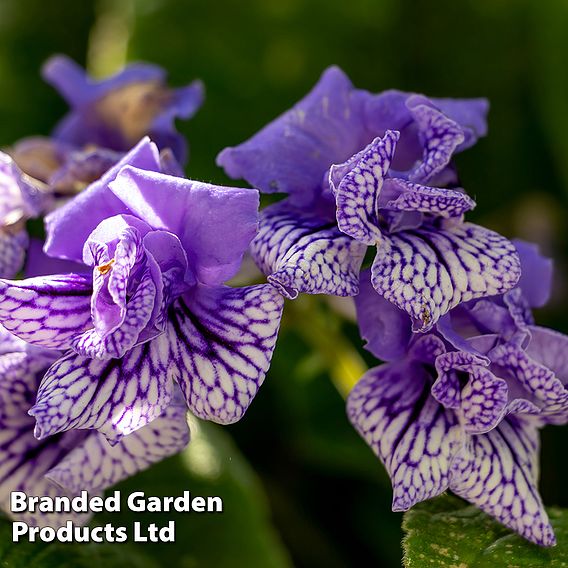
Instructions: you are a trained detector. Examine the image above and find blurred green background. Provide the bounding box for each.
[0,0,567,566]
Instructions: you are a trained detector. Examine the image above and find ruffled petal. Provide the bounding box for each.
[450,416,555,546]
[434,351,509,434]
[406,98,465,184]
[45,404,189,492]
[0,274,93,348]
[371,223,521,331]
[491,334,568,423]
[71,268,157,359]
[331,131,398,245]
[382,179,476,217]
[348,352,462,511]
[109,166,259,286]
[30,333,174,443]
[250,202,365,299]
[168,284,284,424]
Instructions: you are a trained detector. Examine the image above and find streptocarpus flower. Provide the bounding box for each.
[0,327,189,528]
[348,245,567,546]
[8,55,202,196]
[0,138,284,444]
[43,55,204,165]
[217,67,520,329]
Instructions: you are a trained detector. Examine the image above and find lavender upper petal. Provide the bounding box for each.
[44,137,162,261]
[217,66,369,205]
[109,165,259,286]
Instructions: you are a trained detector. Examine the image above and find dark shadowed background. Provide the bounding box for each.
[0,0,567,566]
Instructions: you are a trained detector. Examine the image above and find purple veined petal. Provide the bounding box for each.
[371,222,521,332]
[512,239,553,309]
[449,416,555,547]
[217,66,369,205]
[434,351,508,434]
[381,178,476,218]
[85,220,150,337]
[1,475,93,529]
[0,274,93,348]
[491,337,568,423]
[355,269,412,361]
[0,229,28,278]
[45,403,189,493]
[347,357,463,511]
[331,131,399,245]
[71,267,157,359]
[250,201,366,299]
[432,350,489,409]
[108,166,259,286]
[406,99,465,184]
[30,333,174,443]
[168,283,284,424]
[44,137,162,262]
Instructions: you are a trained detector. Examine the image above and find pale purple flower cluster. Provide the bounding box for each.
[218,67,567,546]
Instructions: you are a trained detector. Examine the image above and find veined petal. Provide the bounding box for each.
[250,202,366,299]
[382,179,476,217]
[168,284,284,424]
[434,351,509,434]
[0,230,28,278]
[71,268,157,359]
[407,99,465,184]
[45,404,189,492]
[0,274,93,348]
[347,354,462,511]
[331,131,399,245]
[450,416,555,546]
[491,337,568,423]
[30,333,174,443]
[371,223,521,331]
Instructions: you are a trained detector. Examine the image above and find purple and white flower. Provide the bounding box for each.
[0,138,284,444]
[0,326,189,528]
[217,67,520,330]
[348,244,566,546]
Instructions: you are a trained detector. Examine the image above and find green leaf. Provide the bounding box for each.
[402,494,568,567]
